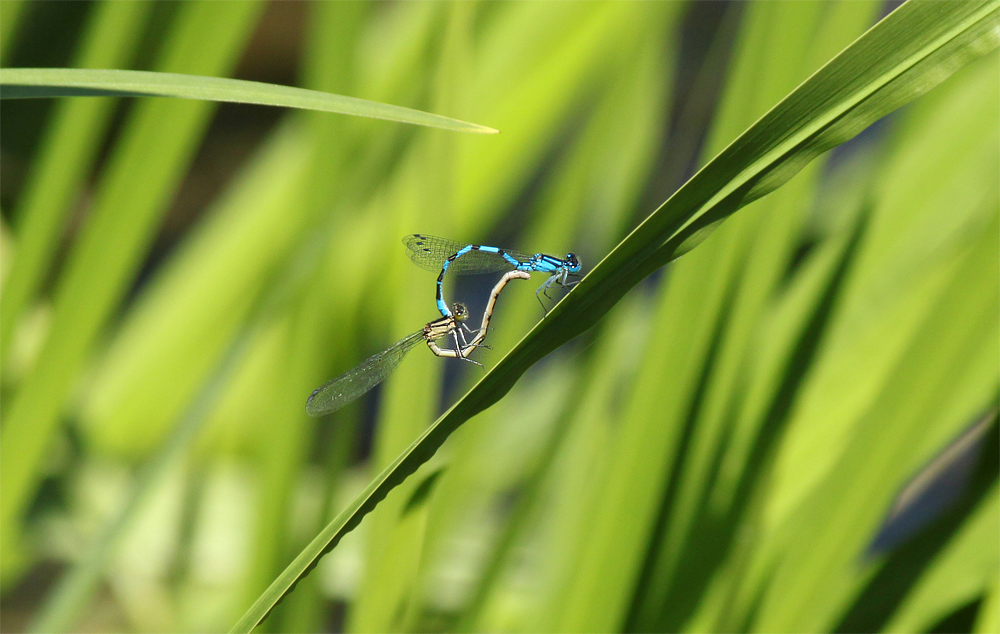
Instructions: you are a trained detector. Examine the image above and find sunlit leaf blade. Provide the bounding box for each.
[0,0,266,585]
[976,570,1000,634]
[229,1,1000,631]
[0,68,499,134]
[27,122,313,634]
[0,0,27,65]
[0,1,153,370]
[841,417,998,633]
[756,217,998,631]
[559,3,881,630]
[748,49,999,632]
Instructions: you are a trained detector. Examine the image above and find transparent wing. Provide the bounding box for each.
[306,330,424,416]
[402,234,532,275]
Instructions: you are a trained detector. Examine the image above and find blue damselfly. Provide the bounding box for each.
[402,234,581,316]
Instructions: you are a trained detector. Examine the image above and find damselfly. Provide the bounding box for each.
[402,234,581,316]
[305,270,530,416]
[427,270,530,358]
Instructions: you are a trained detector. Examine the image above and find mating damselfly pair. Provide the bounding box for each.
[305,236,582,416]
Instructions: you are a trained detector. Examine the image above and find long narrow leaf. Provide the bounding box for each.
[0,2,152,368]
[0,1,266,578]
[0,0,26,65]
[231,2,999,630]
[0,68,498,133]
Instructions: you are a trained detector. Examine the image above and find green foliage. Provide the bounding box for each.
[0,69,499,134]
[1,1,996,633]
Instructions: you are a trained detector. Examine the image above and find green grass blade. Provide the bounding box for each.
[229,1,999,631]
[27,120,312,632]
[702,49,998,630]
[977,568,1000,634]
[745,49,1000,630]
[0,0,27,65]
[753,214,998,631]
[618,3,880,630]
[76,123,311,457]
[28,302,267,634]
[847,417,998,634]
[0,0,153,370]
[0,0,265,582]
[346,5,474,630]
[415,12,679,629]
[0,67,498,134]
[235,5,371,631]
[452,1,645,232]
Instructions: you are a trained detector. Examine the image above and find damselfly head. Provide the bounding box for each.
[452,302,469,321]
[565,253,581,273]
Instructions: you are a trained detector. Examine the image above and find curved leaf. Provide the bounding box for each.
[0,68,498,134]
[231,1,999,631]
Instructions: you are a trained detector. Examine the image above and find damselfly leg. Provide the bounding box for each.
[535,269,581,313]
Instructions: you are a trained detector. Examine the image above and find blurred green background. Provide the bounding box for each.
[0,1,997,632]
